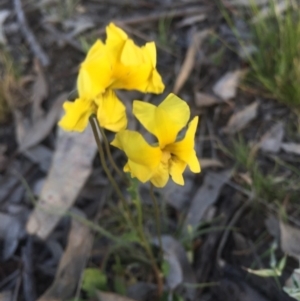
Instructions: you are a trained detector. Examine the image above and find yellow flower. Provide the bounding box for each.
[59,23,165,133]
[111,93,201,187]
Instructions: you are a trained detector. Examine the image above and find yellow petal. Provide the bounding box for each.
[133,93,190,148]
[165,116,201,173]
[145,69,165,94]
[78,41,113,99]
[133,42,165,94]
[149,162,170,188]
[120,39,145,65]
[111,130,162,182]
[58,98,96,132]
[169,157,187,186]
[105,23,128,51]
[85,39,106,61]
[110,63,152,91]
[143,42,156,68]
[95,90,127,132]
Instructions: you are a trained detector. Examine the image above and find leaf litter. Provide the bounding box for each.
[1,1,300,300]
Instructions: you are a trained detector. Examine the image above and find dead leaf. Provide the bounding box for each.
[153,235,196,299]
[175,14,206,28]
[200,158,224,169]
[37,210,93,301]
[0,291,13,301]
[0,10,10,44]
[64,17,95,38]
[284,269,300,300]
[31,60,48,121]
[238,172,253,186]
[281,143,300,156]
[280,221,300,259]
[259,122,284,153]
[194,92,221,107]
[183,169,233,234]
[0,212,23,260]
[18,92,67,152]
[212,70,245,101]
[222,101,259,134]
[96,292,137,301]
[26,126,97,239]
[162,174,195,210]
[265,215,280,240]
[173,30,210,94]
[23,145,53,173]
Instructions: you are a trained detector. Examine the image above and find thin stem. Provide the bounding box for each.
[89,116,134,227]
[133,193,163,297]
[96,123,126,182]
[150,183,163,256]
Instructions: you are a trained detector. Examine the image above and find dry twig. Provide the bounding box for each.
[13,0,50,66]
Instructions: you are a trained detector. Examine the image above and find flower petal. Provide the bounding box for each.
[137,42,164,94]
[105,23,128,56]
[133,93,190,148]
[96,90,127,132]
[110,63,152,91]
[58,98,96,132]
[169,157,187,186]
[111,130,162,182]
[149,162,170,188]
[78,40,113,99]
[165,116,201,173]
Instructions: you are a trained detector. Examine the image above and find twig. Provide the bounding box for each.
[42,23,84,53]
[13,0,50,66]
[116,6,208,25]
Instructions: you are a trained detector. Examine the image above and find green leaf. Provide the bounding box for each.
[162,259,170,277]
[82,268,107,297]
[245,267,281,277]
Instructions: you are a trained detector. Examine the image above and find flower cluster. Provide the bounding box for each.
[59,23,164,132]
[59,23,201,187]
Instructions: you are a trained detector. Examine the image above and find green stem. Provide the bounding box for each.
[89,116,134,228]
[96,122,127,182]
[150,183,163,256]
[133,187,163,297]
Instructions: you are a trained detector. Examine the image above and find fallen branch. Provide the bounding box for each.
[13,0,50,67]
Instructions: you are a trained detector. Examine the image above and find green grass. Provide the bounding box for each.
[228,137,299,203]
[0,50,20,123]
[244,0,300,107]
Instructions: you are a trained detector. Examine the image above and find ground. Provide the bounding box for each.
[0,0,299,301]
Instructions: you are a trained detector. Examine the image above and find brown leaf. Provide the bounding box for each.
[0,10,10,45]
[259,122,284,153]
[31,59,49,121]
[223,101,259,134]
[173,30,210,94]
[280,221,300,259]
[153,235,196,299]
[212,70,245,101]
[281,143,300,156]
[18,92,67,152]
[96,292,137,301]
[26,126,97,239]
[194,92,221,107]
[37,211,93,301]
[183,169,233,234]
[200,158,224,169]
[175,14,206,28]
